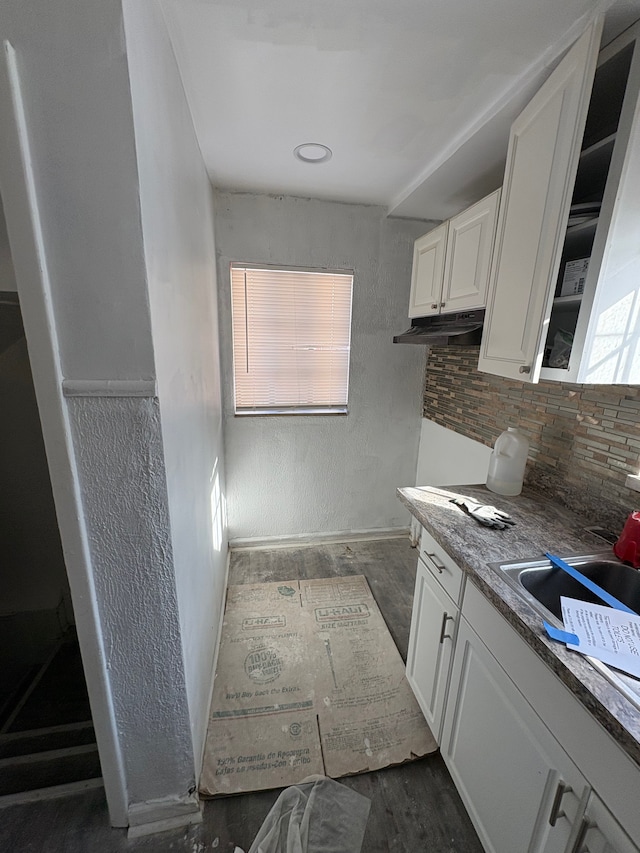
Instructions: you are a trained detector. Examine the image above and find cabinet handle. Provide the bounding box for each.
[519,365,531,374]
[425,552,446,574]
[569,816,596,853]
[440,301,446,307]
[431,303,438,309]
[439,613,455,644]
[548,781,572,826]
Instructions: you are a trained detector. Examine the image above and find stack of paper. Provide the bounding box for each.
[560,598,640,679]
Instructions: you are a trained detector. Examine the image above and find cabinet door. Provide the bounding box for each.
[441,618,588,853]
[478,21,602,381]
[408,222,448,318]
[441,189,500,313]
[406,558,457,742]
[568,793,639,853]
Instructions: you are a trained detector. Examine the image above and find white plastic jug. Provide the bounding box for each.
[486,427,529,496]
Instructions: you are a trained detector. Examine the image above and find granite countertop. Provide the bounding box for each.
[397,483,640,768]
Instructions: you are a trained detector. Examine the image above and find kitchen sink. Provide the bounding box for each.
[508,556,640,620]
[489,552,640,711]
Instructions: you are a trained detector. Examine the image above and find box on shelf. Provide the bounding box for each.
[560,258,589,297]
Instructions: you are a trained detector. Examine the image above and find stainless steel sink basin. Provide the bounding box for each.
[490,552,640,710]
[502,555,640,620]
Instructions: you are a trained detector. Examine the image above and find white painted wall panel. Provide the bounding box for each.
[215,193,432,539]
[416,419,491,486]
[0,0,155,380]
[123,0,228,773]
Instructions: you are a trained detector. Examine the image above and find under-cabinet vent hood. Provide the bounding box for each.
[393,309,485,346]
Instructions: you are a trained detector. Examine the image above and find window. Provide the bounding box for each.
[230,264,353,415]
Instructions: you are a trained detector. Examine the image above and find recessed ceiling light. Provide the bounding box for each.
[293,143,333,164]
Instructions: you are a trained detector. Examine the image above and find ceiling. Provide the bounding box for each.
[161,0,640,221]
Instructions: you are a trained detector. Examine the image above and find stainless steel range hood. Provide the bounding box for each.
[393,308,485,346]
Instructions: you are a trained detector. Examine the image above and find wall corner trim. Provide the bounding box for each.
[62,379,158,398]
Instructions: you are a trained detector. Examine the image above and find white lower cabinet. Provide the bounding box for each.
[406,527,640,853]
[569,793,638,853]
[441,616,587,853]
[406,557,457,741]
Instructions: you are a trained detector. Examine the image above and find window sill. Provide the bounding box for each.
[234,407,348,417]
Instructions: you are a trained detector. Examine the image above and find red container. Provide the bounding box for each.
[613,511,640,567]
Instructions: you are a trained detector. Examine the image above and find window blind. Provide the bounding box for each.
[230,265,353,414]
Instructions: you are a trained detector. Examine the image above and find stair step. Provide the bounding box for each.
[5,640,91,733]
[0,777,103,809]
[0,721,95,760]
[0,744,101,796]
[0,664,41,730]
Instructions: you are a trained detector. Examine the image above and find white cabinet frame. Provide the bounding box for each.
[562,26,640,384]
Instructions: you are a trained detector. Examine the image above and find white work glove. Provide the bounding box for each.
[450,497,516,530]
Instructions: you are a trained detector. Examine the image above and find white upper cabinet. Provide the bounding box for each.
[480,17,640,384]
[408,190,500,319]
[442,189,500,315]
[408,222,448,317]
[478,20,602,381]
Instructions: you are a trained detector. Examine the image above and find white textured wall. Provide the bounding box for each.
[215,192,434,540]
[69,396,195,803]
[123,0,227,772]
[0,0,154,381]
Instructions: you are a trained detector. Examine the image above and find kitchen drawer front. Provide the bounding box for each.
[419,527,464,603]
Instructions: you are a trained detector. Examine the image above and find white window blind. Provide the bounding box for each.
[230,265,353,415]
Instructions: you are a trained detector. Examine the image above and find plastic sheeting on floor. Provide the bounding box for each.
[245,776,370,853]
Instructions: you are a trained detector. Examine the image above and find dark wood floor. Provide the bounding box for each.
[0,537,483,853]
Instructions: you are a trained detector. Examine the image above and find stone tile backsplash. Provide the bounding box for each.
[423,347,640,531]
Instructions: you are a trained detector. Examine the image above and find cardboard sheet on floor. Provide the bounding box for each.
[200,575,437,796]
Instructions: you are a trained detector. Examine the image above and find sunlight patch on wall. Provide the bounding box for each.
[210,457,224,553]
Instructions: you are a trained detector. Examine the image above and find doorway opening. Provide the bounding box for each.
[0,288,100,802]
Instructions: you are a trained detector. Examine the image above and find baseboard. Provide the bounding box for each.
[127,803,203,839]
[127,792,201,830]
[229,527,410,551]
